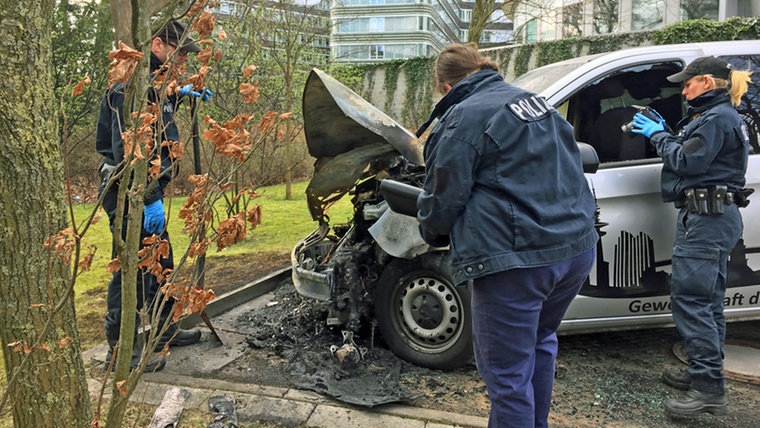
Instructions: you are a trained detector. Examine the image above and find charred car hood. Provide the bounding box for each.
[302,68,423,221]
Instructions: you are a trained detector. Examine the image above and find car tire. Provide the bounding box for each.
[375,252,473,370]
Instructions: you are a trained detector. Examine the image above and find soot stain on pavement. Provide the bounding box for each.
[233,284,420,407]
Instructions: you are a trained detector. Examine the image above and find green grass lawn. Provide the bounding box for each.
[69,180,353,349]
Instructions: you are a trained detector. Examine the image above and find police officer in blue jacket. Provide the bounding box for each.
[416,43,598,428]
[631,56,752,416]
[96,20,211,371]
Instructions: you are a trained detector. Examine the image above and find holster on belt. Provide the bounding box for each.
[681,186,729,215]
[734,188,754,208]
[709,185,726,215]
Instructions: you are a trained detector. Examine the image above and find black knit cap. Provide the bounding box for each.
[155,19,201,53]
[667,56,731,83]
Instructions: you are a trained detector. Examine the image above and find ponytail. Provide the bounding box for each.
[728,69,752,107]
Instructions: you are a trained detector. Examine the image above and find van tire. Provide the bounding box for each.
[375,253,473,370]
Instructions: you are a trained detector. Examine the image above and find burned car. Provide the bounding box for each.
[292,40,760,370]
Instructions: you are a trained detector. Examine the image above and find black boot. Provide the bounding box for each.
[661,369,691,391]
[156,324,202,348]
[104,337,166,372]
[664,389,729,416]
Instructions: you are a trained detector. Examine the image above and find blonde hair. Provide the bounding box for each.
[700,69,752,107]
[727,69,752,107]
[434,43,499,94]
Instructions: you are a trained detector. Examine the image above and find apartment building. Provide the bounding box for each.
[330,0,513,63]
[209,0,332,65]
[209,0,512,63]
[511,0,759,42]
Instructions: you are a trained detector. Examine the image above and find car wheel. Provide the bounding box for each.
[375,252,472,370]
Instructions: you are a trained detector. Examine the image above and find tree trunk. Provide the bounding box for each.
[0,1,92,427]
[284,62,293,200]
[104,2,152,427]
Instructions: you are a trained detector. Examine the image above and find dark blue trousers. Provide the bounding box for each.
[471,248,595,428]
[102,188,174,344]
[670,205,742,395]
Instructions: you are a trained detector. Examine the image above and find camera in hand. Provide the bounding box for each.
[621,105,663,133]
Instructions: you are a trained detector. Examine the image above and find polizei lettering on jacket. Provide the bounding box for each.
[508,95,554,122]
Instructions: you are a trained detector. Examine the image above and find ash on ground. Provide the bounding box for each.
[234,284,420,407]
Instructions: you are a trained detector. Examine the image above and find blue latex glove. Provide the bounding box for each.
[179,84,200,98]
[200,87,213,102]
[630,112,666,138]
[143,200,165,234]
[180,84,213,102]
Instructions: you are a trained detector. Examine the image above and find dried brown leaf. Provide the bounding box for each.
[107,258,120,273]
[197,48,212,65]
[216,212,247,251]
[194,12,217,39]
[107,42,142,88]
[243,65,258,79]
[247,205,262,229]
[239,82,259,104]
[79,250,94,271]
[259,111,278,133]
[72,76,91,97]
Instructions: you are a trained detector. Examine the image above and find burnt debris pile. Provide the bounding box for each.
[236,284,418,407]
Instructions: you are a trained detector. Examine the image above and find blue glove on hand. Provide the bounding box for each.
[180,84,213,102]
[200,87,213,102]
[143,200,165,234]
[179,84,200,98]
[630,112,666,138]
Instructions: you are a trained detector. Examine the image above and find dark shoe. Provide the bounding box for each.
[661,369,691,391]
[157,326,202,348]
[664,389,729,417]
[104,345,166,372]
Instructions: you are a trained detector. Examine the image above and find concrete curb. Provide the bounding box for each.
[86,369,488,427]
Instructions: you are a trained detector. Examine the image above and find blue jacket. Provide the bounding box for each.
[416,70,598,284]
[95,53,180,205]
[650,88,749,202]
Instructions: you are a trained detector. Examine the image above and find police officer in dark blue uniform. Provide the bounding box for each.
[630,56,752,416]
[96,20,211,371]
[416,43,598,428]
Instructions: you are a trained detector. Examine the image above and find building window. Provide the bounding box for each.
[562,2,583,38]
[338,18,368,32]
[593,0,619,34]
[370,44,385,59]
[632,0,665,30]
[525,19,537,42]
[680,0,718,20]
[369,17,385,32]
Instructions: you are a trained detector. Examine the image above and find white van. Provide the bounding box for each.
[291,41,760,369]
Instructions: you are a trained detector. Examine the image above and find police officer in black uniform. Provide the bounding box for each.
[96,20,210,371]
[416,43,597,428]
[630,56,753,416]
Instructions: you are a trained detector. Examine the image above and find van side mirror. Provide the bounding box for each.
[578,142,599,174]
[379,179,422,217]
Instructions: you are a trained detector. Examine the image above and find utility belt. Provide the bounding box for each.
[674,186,754,215]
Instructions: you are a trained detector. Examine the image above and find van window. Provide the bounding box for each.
[564,61,683,164]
